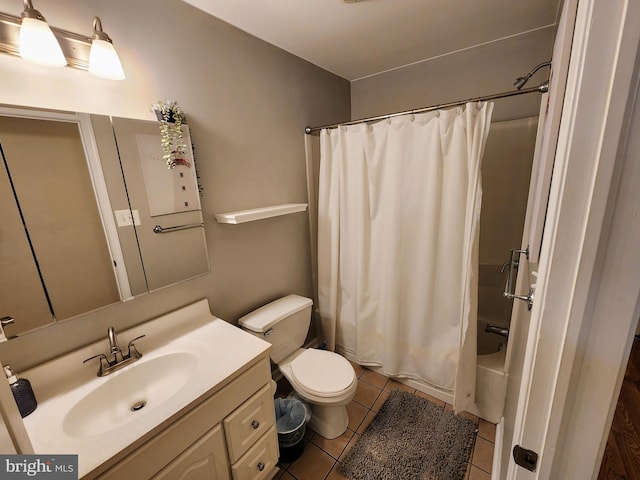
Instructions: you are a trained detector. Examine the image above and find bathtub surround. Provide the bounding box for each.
[479,118,538,266]
[317,103,493,414]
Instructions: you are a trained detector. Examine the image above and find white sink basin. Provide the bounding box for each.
[63,352,198,439]
[21,299,271,478]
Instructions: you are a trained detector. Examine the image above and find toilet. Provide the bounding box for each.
[239,294,357,439]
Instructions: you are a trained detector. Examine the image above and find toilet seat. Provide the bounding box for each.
[290,349,355,397]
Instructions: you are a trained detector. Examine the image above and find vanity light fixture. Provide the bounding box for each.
[18,0,66,66]
[88,17,125,80]
[0,4,126,80]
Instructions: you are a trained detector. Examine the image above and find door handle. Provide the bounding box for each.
[503,247,534,310]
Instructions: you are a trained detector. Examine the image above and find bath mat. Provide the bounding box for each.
[338,389,477,480]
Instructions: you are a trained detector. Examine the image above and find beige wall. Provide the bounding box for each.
[0,0,350,371]
[351,27,555,122]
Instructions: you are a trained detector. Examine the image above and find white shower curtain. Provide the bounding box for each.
[317,103,493,408]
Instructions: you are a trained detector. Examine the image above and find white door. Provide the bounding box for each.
[506,0,640,478]
[498,0,576,473]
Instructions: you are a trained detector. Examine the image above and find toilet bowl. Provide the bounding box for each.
[278,348,357,439]
[238,295,357,439]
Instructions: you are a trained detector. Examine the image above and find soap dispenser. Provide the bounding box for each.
[4,365,37,418]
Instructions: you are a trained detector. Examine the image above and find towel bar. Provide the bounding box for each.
[152,222,204,234]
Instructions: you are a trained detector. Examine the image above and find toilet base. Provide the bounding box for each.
[308,404,349,440]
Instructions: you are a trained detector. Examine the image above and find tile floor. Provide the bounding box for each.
[273,361,496,480]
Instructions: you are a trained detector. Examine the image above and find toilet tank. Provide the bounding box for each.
[238,294,313,364]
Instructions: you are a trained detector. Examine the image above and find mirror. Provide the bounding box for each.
[0,106,209,337]
[110,117,209,291]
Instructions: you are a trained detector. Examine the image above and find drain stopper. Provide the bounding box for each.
[131,400,147,411]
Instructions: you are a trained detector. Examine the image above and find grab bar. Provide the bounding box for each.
[503,246,534,310]
[153,222,204,234]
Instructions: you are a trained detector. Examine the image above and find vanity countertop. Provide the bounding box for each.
[21,299,271,478]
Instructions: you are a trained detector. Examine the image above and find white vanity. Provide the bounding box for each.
[20,300,279,480]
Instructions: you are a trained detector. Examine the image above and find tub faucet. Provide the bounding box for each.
[485,324,509,338]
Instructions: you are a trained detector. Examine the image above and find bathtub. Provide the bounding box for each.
[468,264,513,423]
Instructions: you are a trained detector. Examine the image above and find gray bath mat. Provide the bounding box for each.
[338,389,477,480]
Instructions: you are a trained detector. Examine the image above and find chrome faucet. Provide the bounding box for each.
[485,324,509,338]
[83,327,146,377]
[108,326,122,360]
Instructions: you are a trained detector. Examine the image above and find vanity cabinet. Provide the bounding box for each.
[92,355,278,480]
[152,425,229,480]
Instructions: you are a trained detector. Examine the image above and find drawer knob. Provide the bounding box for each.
[257,462,265,472]
[251,420,260,429]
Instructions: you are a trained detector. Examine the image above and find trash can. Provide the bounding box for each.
[274,397,307,462]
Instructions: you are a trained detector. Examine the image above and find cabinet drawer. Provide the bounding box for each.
[230,426,278,480]
[224,385,275,463]
[152,425,230,480]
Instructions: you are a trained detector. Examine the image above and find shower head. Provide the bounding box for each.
[514,60,552,90]
[514,76,530,90]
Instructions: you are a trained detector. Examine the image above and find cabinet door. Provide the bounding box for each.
[153,424,230,480]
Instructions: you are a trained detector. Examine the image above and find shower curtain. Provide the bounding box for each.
[317,103,493,409]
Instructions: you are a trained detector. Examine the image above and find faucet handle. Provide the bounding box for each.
[83,353,108,363]
[83,353,109,376]
[127,335,146,359]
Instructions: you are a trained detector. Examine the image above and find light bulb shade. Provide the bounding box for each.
[89,38,125,80]
[19,17,66,66]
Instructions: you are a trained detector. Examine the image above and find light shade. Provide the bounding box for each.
[89,38,125,80]
[88,17,125,80]
[19,16,66,67]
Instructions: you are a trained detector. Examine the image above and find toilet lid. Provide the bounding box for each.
[290,349,355,396]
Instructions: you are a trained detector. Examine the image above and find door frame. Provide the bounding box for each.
[508,0,640,478]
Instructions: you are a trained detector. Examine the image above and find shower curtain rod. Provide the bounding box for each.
[304,81,548,134]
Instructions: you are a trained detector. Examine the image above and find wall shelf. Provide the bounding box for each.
[214,203,308,224]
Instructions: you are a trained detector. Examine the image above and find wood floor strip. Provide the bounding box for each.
[598,337,640,480]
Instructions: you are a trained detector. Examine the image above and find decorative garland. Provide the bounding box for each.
[151,100,188,169]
